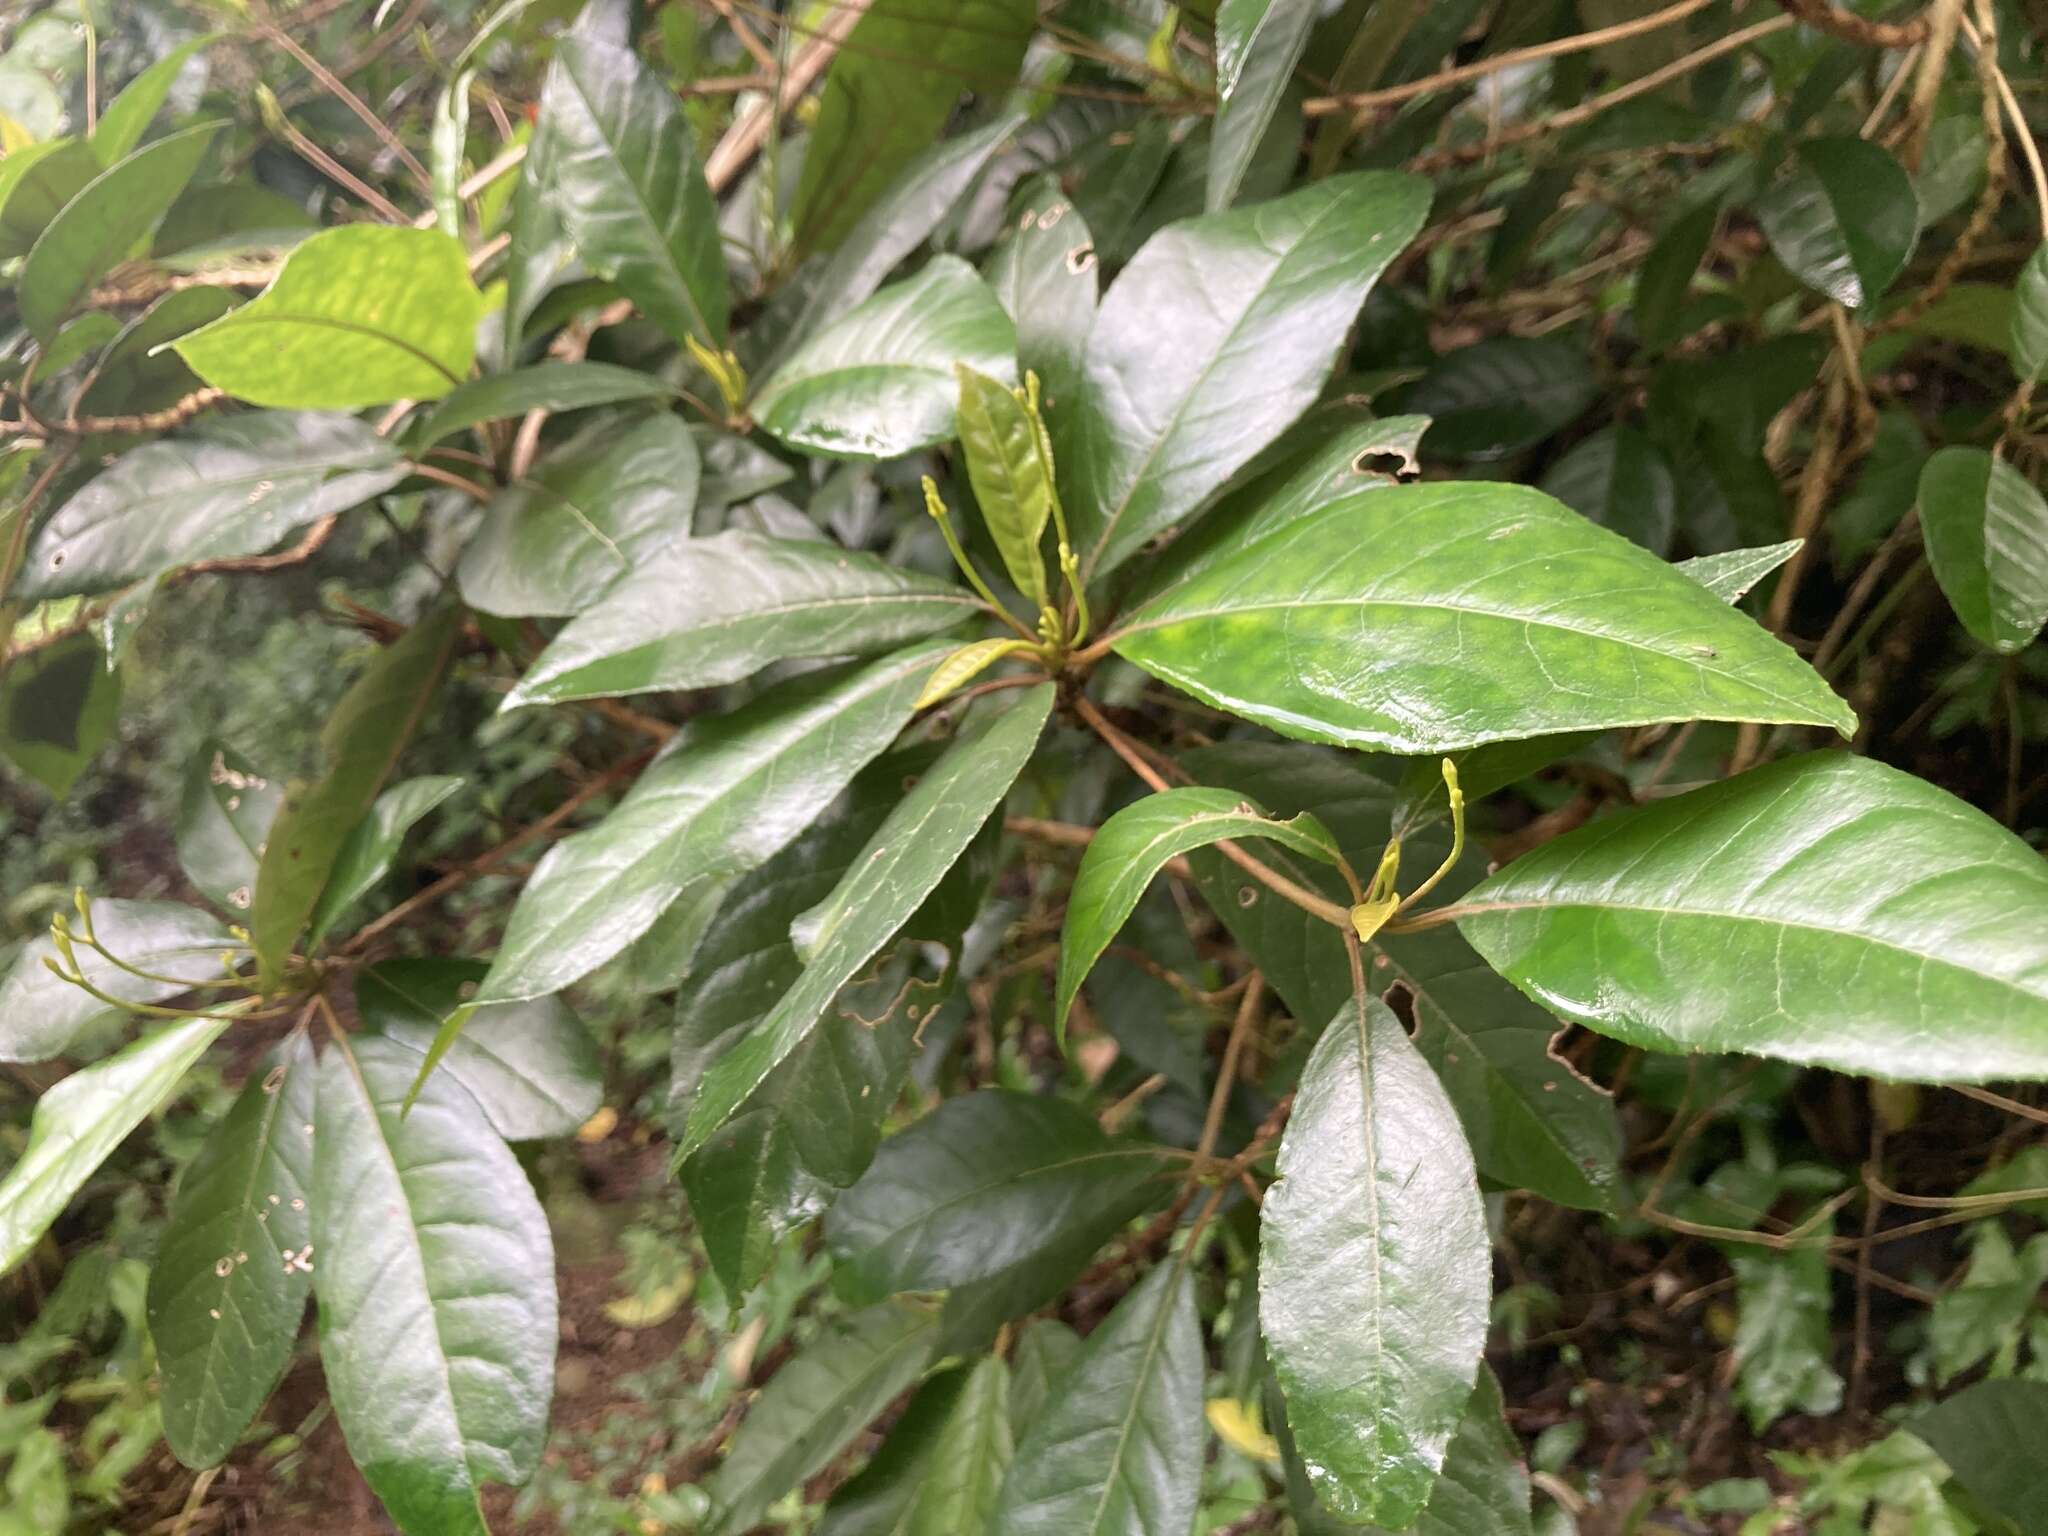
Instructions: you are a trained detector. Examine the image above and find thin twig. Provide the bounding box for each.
[264,22,432,191]
[1195,974,1265,1173]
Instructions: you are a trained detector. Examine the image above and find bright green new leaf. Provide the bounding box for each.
[250,603,463,983]
[991,1259,1203,1536]
[149,1034,316,1468]
[503,531,977,708]
[1113,482,1854,753]
[1055,787,1339,1037]
[0,898,231,1063]
[1065,172,1431,582]
[957,365,1056,606]
[1676,540,1803,603]
[306,775,463,944]
[91,33,218,165]
[1918,446,2048,654]
[0,1016,225,1278]
[1209,0,1315,212]
[313,1036,555,1536]
[750,257,1019,461]
[916,638,1037,710]
[1755,137,1919,309]
[19,121,219,341]
[679,685,1053,1160]
[1727,1232,1843,1432]
[175,226,487,408]
[1458,751,2048,1082]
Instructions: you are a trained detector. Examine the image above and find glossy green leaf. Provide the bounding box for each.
[1065,171,1430,582]
[985,178,1097,412]
[250,603,462,983]
[456,413,698,618]
[1458,751,2048,1082]
[91,33,217,165]
[1262,996,1488,1526]
[1727,1232,1842,1432]
[313,1035,554,1536]
[410,362,676,449]
[73,285,238,422]
[1113,481,1853,754]
[174,226,487,408]
[679,685,1053,1160]
[1538,424,1677,555]
[148,1034,316,1468]
[0,1016,225,1277]
[356,959,601,1142]
[482,643,950,1006]
[2013,244,2048,382]
[751,257,1018,461]
[1755,137,1919,309]
[1915,1380,2048,1536]
[789,0,1035,254]
[704,1300,939,1536]
[19,122,219,342]
[1056,787,1338,1036]
[957,365,1054,606]
[1633,200,1719,352]
[504,531,976,708]
[991,1259,1203,1536]
[177,742,283,914]
[0,899,231,1063]
[0,140,98,262]
[906,1353,1012,1536]
[1209,0,1315,211]
[0,632,122,796]
[827,1091,1173,1303]
[15,412,404,601]
[1677,540,1803,603]
[1918,446,2048,655]
[537,28,726,347]
[819,1367,969,1536]
[306,775,463,944]
[1406,337,1597,461]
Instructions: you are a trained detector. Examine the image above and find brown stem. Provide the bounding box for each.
[1195,973,1265,1173]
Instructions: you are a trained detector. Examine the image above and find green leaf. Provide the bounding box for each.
[827,1091,1173,1304]
[481,643,951,1006]
[0,140,98,262]
[0,1016,225,1277]
[1915,1380,2048,1536]
[906,1353,1013,1536]
[537,29,726,348]
[1262,996,1489,1527]
[704,1300,939,1536]
[18,122,220,342]
[1677,540,1803,603]
[1405,338,1597,461]
[985,178,1096,413]
[1457,751,2048,1082]
[1056,787,1338,1036]
[503,532,977,708]
[0,632,122,797]
[1008,1320,1082,1428]
[789,0,1035,254]
[1113,482,1854,753]
[1065,171,1430,582]
[1209,0,1315,212]
[174,226,487,408]
[15,411,405,601]
[1928,1225,2048,1383]
[90,33,218,165]
[1538,425,1677,555]
[148,1034,316,1468]
[751,257,1018,461]
[355,959,601,1142]
[1633,200,1719,352]
[306,775,464,944]
[819,1367,969,1536]
[957,365,1055,607]
[456,413,698,619]
[679,685,1053,1160]
[73,285,237,422]
[1726,1230,1843,1433]
[313,1035,555,1536]
[250,603,463,982]
[409,362,677,449]
[1918,446,2048,655]
[1755,137,1919,309]
[177,742,283,914]
[991,1259,1203,1536]
[2013,244,2048,382]
[0,898,231,1063]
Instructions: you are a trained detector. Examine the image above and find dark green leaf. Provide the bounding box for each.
[1918,445,2048,654]
[1754,137,1918,309]
[0,899,230,1064]
[679,685,1053,1160]
[313,1036,554,1536]
[819,1368,969,1536]
[1209,0,1315,212]
[1538,425,1677,554]
[991,1259,1203,1536]
[73,286,238,422]
[0,632,122,797]
[1065,171,1430,582]
[306,776,463,944]
[1915,1380,2048,1536]
[410,362,677,449]
[175,227,488,408]
[0,140,98,262]
[1113,482,1854,753]
[0,1017,224,1277]
[2014,244,2048,382]
[1458,751,2048,1082]
[1633,201,1719,352]
[177,743,282,914]
[148,1034,316,1468]
[1406,338,1597,461]
[985,178,1097,411]
[503,532,976,708]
